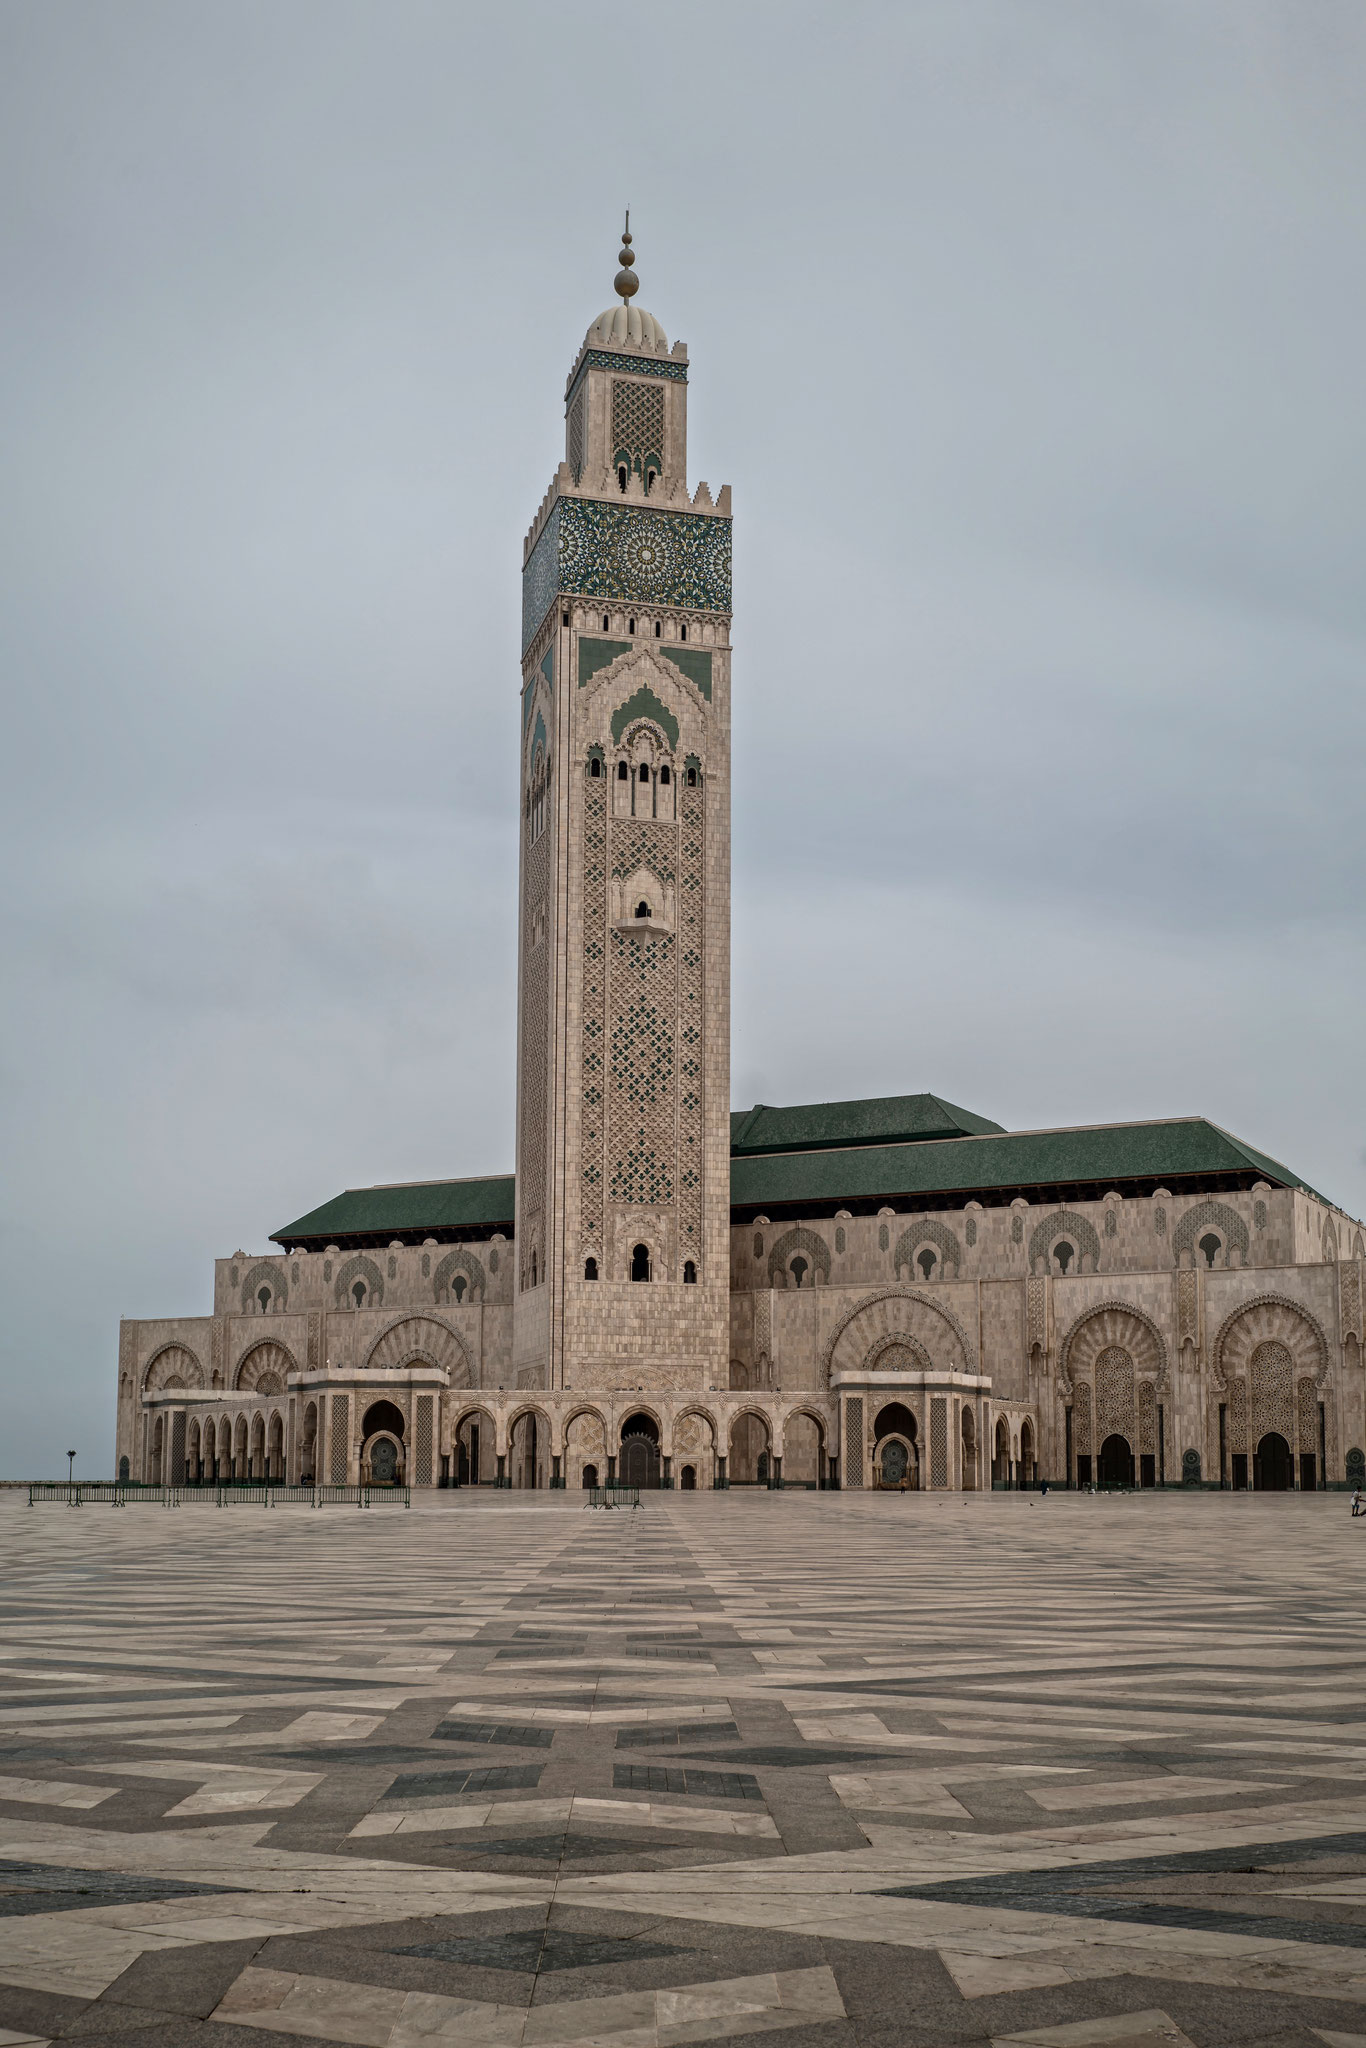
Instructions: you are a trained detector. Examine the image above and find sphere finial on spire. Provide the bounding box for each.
[614,209,639,302]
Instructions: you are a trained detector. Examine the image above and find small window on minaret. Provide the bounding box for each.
[603,614,610,631]
[645,467,656,494]
[659,766,670,785]
[654,621,661,638]
[589,758,601,778]
[680,624,687,641]
[584,1257,598,1281]
[639,764,650,783]
[631,1243,651,1283]
[686,767,698,788]
[628,618,635,635]
[617,761,628,781]
[683,1261,697,1285]
[618,466,628,491]
[634,901,650,919]
[562,610,569,626]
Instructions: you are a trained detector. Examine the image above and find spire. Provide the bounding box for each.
[614,210,639,303]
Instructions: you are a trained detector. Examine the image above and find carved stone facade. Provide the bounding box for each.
[116,248,1366,1499]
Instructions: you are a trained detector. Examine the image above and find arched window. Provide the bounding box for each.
[617,760,629,781]
[531,1251,538,1287]
[644,467,656,494]
[917,1248,936,1280]
[617,465,628,491]
[631,1242,651,1283]
[659,765,670,785]
[639,763,650,783]
[683,1260,697,1284]
[686,767,698,787]
[1198,1232,1222,1268]
[453,1274,467,1303]
[790,1256,808,1288]
[1053,1241,1074,1273]
[584,1257,598,1281]
[654,620,661,637]
[634,900,650,919]
[602,614,610,631]
[628,618,636,634]
[589,757,602,778]
[258,1287,271,1314]
[680,624,687,641]
[352,1281,366,1308]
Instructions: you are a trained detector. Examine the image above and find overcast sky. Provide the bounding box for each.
[2,2,1363,1476]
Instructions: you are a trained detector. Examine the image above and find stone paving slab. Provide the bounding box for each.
[4,1490,1366,2043]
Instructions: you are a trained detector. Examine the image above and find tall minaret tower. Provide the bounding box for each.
[514,223,732,1395]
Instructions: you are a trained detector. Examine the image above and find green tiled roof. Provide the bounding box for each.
[730,1094,1004,1156]
[273,1174,515,1249]
[728,1117,1322,1214]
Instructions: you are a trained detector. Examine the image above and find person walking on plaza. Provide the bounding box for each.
[1352,1489,1362,1517]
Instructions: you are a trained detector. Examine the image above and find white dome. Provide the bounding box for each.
[585,302,667,351]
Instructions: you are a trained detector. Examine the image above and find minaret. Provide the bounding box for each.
[514,223,732,1394]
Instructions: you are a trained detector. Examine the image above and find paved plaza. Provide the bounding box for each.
[1,1493,1366,2046]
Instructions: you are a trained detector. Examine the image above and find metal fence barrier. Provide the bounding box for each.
[28,1482,412,1509]
[586,1486,641,1509]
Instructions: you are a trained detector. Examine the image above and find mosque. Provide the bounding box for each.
[117,231,1366,1497]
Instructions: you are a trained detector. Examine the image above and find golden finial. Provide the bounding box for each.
[614,209,639,302]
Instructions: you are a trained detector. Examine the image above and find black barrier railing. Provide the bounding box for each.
[586,1486,641,1509]
[28,1481,412,1509]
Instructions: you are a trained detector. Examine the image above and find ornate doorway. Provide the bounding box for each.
[1097,1434,1134,1486]
[369,1436,400,1486]
[880,1439,909,1487]
[1255,1431,1292,1491]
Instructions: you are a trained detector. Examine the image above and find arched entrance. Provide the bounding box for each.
[679,1464,696,1490]
[620,1412,660,1489]
[1097,1434,1133,1487]
[873,1402,918,1491]
[728,1410,770,1486]
[993,1417,1010,1487]
[1255,1432,1293,1491]
[362,1399,405,1486]
[961,1406,979,1490]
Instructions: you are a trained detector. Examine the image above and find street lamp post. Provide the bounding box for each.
[66,1449,77,1507]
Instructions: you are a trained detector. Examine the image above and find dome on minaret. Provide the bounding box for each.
[585,301,667,350]
[584,215,666,351]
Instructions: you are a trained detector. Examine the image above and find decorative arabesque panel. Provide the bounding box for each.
[521,499,731,651]
[1074,1382,1093,1455]
[1297,1377,1318,1458]
[677,775,705,1271]
[520,826,551,1274]
[608,928,675,1206]
[1228,1377,1248,1452]
[329,1395,349,1485]
[1250,1340,1293,1441]
[1095,1347,1136,1441]
[1138,1380,1157,1455]
[415,1395,433,1486]
[611,378,664,480]
[844,1397,864,1487]
[580,771,608,1257]
[929,1398,948,1488]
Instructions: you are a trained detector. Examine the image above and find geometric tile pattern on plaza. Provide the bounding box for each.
[6,1495,1366,2046]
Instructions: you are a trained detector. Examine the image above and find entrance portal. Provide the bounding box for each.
[370,1437,399,1486]
[880,1439,909,1487]
[1255,1431,1292,1491]
[1097,1434,1134,1486]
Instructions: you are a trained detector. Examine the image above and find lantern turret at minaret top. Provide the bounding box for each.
[515,224,732,1395]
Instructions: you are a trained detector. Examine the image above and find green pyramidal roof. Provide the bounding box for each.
[730,1093,1004,1156]
[273,1173,514,1250]
[728,1116,1324,1215]
[271,1102,1329,1251]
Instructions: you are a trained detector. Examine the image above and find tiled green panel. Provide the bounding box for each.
[611,684,679,751]
[578,638,633,687]
[522,498,731,652]
[540,646,554,686]
[565,348,688,413]
[660,646,712,701]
